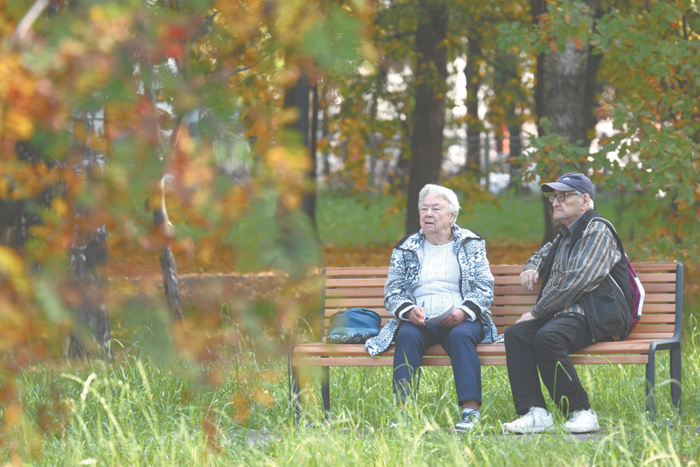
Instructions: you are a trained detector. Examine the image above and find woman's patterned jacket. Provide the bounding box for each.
[365,225,500,357]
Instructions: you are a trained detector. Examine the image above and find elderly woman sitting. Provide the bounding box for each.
[366,184,498,431]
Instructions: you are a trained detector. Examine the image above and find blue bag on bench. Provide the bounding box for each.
[327,308,381,344]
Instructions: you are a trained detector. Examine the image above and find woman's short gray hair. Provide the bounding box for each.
[418,184,461,226]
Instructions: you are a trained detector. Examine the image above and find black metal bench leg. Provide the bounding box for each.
[670,343,682,418]
[288,348,302,424]
[646,353,656,421]
[321,366,330,421]
[414,367,422,403]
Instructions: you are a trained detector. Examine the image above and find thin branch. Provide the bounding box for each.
[13,0,49,43]
[482,55,522,82]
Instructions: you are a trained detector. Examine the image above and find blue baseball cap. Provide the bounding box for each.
[541,172,595,200]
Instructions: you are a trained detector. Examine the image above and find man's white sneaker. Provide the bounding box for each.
[502,407,554,434]
[565,409,599,433]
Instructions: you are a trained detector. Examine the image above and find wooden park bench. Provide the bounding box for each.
[289,262,683,421]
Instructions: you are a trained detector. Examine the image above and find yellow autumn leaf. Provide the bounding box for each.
[89,6,106,23]
[52,197,69,217]
[0,246,31,296]
[273,107,300,128]
[265,146,311,173]
[3,107,34,140]
[282,191,302,210]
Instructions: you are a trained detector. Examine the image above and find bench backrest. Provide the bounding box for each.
[320,262,681,341]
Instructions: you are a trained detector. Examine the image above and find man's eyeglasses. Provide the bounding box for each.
[548,191,582,203]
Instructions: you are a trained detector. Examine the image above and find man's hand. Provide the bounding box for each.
[441,308,467,327]
[408,306,427,326]
[516,311,537,323]
[520,269,540,291]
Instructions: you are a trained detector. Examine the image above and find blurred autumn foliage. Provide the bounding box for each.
[0,0,374,456]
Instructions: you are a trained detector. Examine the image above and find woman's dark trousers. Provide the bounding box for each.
[504,313,593,416]
[393,320,484,406]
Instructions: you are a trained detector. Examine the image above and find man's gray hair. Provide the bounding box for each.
[418,184,461,226]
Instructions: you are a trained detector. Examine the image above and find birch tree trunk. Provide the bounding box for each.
[66,224,111,359]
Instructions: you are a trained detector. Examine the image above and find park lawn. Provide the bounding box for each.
[8,318,700,466]
[5,190,699,465]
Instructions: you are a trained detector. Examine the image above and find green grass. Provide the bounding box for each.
[316,190,659,247]
[5,314,700,466]
[4,190,698,465]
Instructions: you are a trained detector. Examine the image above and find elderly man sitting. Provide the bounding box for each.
[502,172,633,434]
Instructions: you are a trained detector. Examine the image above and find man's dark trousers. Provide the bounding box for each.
[505,313,593,415]
[393,320,483,405]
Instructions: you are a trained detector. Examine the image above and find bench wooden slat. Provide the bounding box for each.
[293,355,649,366]
[324,308,677,328]
[626,332,674,339]
[295,339,658,357]
[326,315,675,327]
[325,298,386,307]
[489,265,526,274]
[326,276,538,286]
[635,273,677,282]
[493,276,529,285]
[326,278,387,287]
[641,293,676,303]
[630,262,678,271]
[325,288,387,298]
[323,274,679,287]
[492,286,539,295]
[325,267,388,276]
[491,315,675,326]
[492,296,538,305]
[638,283,678,293]
[641,304,677,312]
[489,306,537,314]
[294,357,512,366]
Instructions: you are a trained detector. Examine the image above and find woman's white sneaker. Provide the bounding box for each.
[502,407,554,434]
[565,409,599,433]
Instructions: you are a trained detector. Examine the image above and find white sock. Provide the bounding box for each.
[532,407,549,417]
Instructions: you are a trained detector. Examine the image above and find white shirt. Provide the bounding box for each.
[412,241,463,317]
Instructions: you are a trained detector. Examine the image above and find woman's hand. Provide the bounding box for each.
[408,306,427,326]
[441,308,467,327]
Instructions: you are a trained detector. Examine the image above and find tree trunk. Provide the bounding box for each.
[66,224,111,359]
[583,8,604,141]
[284,76,319,235]
[405,1,448,234]
[508,124,523,192]
[64,111,112,359]
[542,42,590,147]
[464,34,482,176]
[540,40,590,244]
[532,0,596,244]
[0,142,52,249]
[530,0,555,244]
[153,175,183,322]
